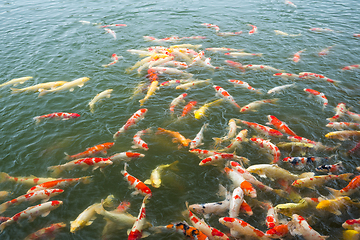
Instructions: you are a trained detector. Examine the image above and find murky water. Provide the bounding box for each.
[1,0,360,239]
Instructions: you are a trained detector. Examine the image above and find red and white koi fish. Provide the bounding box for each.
[181,36,206,40]
[299,72,340,85]
[309,28,334,32]
[132,129,151,151]
[213,85,241,109]
[284,0,296,7]
[199,154,249,166]
[316,162,344,173]
[219,129,248,153]
[347,111,360,122]
[293,49,305,62]
[201,23,220,32]
[206,47,244,52]
[228,79,262,94]
[273,72,300,79]
[0,172,58,186]
[274,30,301,36]
[225,52,262,57]
[292,173,352,189]
[219,217,268,239]
[265,224,289,239]
[326,122,360,130]
[318,45,335,56]
[121,164,152,198]
[350,141,360,155]
[100,24,127,28]
[170,93,188,113]
[181,101,197,117]
[342,64,360,71]
[104,28,116,39]
[236,119,283,137]
[288,214,327,239]
[244,64,284,72]
[354,34,360,37]
[304,88,328,108]
[145,36,180,42]
[216,31,242,36]
[189,149,223,158]
[248,24,257,35]
[225,60,245,72]
[161,79,190,87]
[24,222,66,240]
[203,57,221,69]
[267,115,297,136]
[0,200,63,233]
[283,156,327,169]
[287,135,318,145]
[0,189,63,214]
[250,138,281,163]
[327,175,360,197]
[109,152,145,164]
[190,123,208,149]
[128,195,150,240]
[33,112,80,123]
[175,79,211,90]
[27,176,92,193]
[224,167,257,198]
[229,187,244,218]
[343,218,360,231]
[213,119,238,146]
[268,83,296,94]
[47,157,113,176]
[113,108,148,139]
[327,102,347,122]
[240,98,278,113]
[261,201,278,229]
[65,142,114,160]
[102,53,121,67]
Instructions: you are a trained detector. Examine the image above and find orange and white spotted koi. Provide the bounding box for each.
[100,24,127,28]
[236,119,283,137]
[190,123,208,149]
[225,60,245,72]
[273,72,300,79]
[190,149,247,163]
[0,172,58,186]
[128,195,150,240]
[218,129,248,152]
[228,79,262,94]
[104,28,116,39]
[347,111,360,122]
[240,99,278,113]
[304,88,328,108]
[213,85,241,109]
[342,64,360,71]
[122,164,152,198]
[102,53,120,67]
[326,122,360,130]
[27,176,92,193]
[170,93,188,113]
[327,102,347,122]
[216,31,242,36]
[143,36,180,42]
[224,167,257,198]
[248,24,257,35]
[24,222,66,240]
[261,201,278,229]
[291,173,353,189]
[326,175,360,197]
[229,187,244,218]
[244,64,284,72]
[33,112,80,124]
[181,101,197,117]
[288,214,328,239]
[189,149,223,158]
[318,45,335,56]
[113,108,148,139]
[293,49,305,62]
[0,189,63,214]
[250,137,281,163]
[199,154,249,166]
[201,23,220,32]
[309,28,334,32]
[109,152,145,164]
[0,201,63,233]
[265,224,289,239]
[132,129,151,151]
[161,79,190,87]
[213,119,238,146]
[203,58,221,69]
[157,128,191,147]
[219,217,268,239]
[267,115,297,136]
[65,142,114,160]
[299,72,340,85]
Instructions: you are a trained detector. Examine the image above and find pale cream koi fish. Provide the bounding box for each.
[11,81,67,93]
[0,76,33,88]
[38,77,90,97]
[89,89,113,113]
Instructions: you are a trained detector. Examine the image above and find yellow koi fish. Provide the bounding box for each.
[0,76,33,88]
[11,81,67,93]
[156,128,191,147]
[144,161,179,188]
[139,80,158,106]
[88,89,113,113]
[274,30,301,37]
[325,131,360,141]
[194,99,224,119]
[316,196,360,215]
[38,77,90,97]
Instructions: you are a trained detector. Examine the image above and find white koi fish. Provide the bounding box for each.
[104,28,116,39]
[113,108,148,139]
[170,93,188,113]
[89,89,113,113]
[0,76,33,88]
[213,85,241,109]
[213,119,238,146]
[38,77,90,97]
[274,30,301,37]
[348,111,360,122]
[175,79,211,90]
[288,214,328,239]
[216,31,242,36]
[10,81,67,93]
[240,99,278,113]
[225,52,262,57]
[206,47,244,52]
[190,123,208,149]
[267,83,296,94]
[244,64,284,72]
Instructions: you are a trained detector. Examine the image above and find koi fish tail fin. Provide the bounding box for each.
[271,98,280,104]
[0,202,9,214]
[64,153,71,161]
[256,53,263,57]
[33,116,41,124]
[168,160,179,171]
[89,104,95,113]
[298,172,315,179]
[330,79,341,87]
[340,173,354,181]
[234,156,250,166]
[10,88,22,94]
[94,202,105,215]
[139,99,145,106]
[325,186,343,198]
[47,166,63,177]
[156,127,165,135]
[0,172,10,183]
[81,176,93,184]
[0,222,6,233]
[38,90,49,97]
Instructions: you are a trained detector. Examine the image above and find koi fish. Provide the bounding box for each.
[33,112,80,123]
[175,79,211,90]
[304,88,328,109]
[48,157,113,176]
[343,218,360,231]
[213,119,237,146]
[267,83,295,94]
[100,24,127,28]
[157,127,191,147]
[160,79,190,87]
[181,101,197,117]
[0,172,58,186]
[0,201,63,233]
[27,176,92,193]
[284,0,297,7]
[160,60,188,69]
[250,138,281,163]
[309,28,334,32]
[282,156,327,169]
[240,98,278,113]
[170,43,202,49]
[70,202,103,233]
[95,201,137,228]
[288,214,328,240]
[326,122,360,130]
[143,36,180,42]
[342,64,360,71]
[237,119,283,137]
[243,64,284,72]
[274,199,309,217]
[128,195,150,240]
[162,221,209,240]
[139,81,158,106]
[144,161,179,188]
[299,72,340,85]
[327,175,360,197]
[287,135,317,145]
[228,79,262,94]
[274,30,301,37]
[38,77,90,97]
[316,196,360,215]
[348,111,360,122]
[265,224,289,239]
[109,152,145,164]
[0,76,33,88]
[246,164,314,181]
[343,230,360,240]
[201,23,220,32]
[325,130,360,141]
[24,222,66,240]
[121,164,152,198]
[291,173,353,189]
[199,154,249,167]
[10,81,67,93]
[261,201,278,229]
[224,167,257,198]
[218,129,248,153]
[0,191,11,201]
[65,142,114,160]
[102,53,120,67]
[219,217,268,239]
[194,99,224,119]
[206,47,244,52]
[293,49,306,62]
[113,108,148,139]
[132,129,151,151]
[216,31,242,36]
[229,187,244,218]
[104,28,116,39]
[190,123,208,149]
[349,141,360,155]
[225,52,262,57]
[88,89,113,113]
[248,24,257,34]
[266,115,297,136]
[318,45,336,56]
[213,85,240,109]
[273,72,300,79]
[316,162,344,173]
[150,67,193,78]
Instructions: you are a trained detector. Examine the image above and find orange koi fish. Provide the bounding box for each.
[228,79,262,94]
[248,24,257,34]
[33,112,80,124]
[24,222,66,240]
[113,108,148,139]
[224,167,257,198]
[266,115,297,136]
[157,127,191,147]
[250,137,281,163]
[225,60,245,72]
[27,176,92,193]
[219,217,267,239]
[128,195,150,240]
[293,49,306,62]
[327,175,360,197]
[181,101,197,117]
[65,142,114,160]
[213,85,240,109]
[121,164,152,198]
[265,224,289,238]
[304,88,328,108]
[236,119,283,137]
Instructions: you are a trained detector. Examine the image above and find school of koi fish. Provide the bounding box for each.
[1,1,360,239]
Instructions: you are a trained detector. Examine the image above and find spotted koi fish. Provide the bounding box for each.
[33,112,80,123]
[244,64,284,72]
[164,222,209,240]
[213,119,237,146]
[326,175,360,197]
[342,64,360,71]
[216,31,242,36]
[292,173,353,189]
[304,88,328,108]
[261,201,278,229]
[219,217,268,239]
[293,49,306,62]
[343,218,360,231]
[326,122,360,130]
[190,123,208,149]
[128,195,150,240]
[100,24,127,28]
[113,108,148,139]
[0,172,58,186]
[199,154,249,166]
[109,152,145,164]
[236,119,283,137]
[213,85,240,109]
[201,23,220,32]
[157,128,191,147]
[102,54,120,67]
[240,99,278,113]
[229,187,244,218]
[250,138,281,163]
[248,24,258,34]
[318,45,335,56]
[316,162,344,173]
[170,93,188,113]
[181,101,197,117]
[266,115,297,136]
[265,224,289,239]
[273,72,300,79]
[299,72,340,85]
[347,111,360,122]
[175,79,211,90]
[228,79,262,94]
[283,156,327,169]
[225,60,245,72]
[132,129,151,151]
[121,164,152,198]
[27,176,92,194]
[24,222,66,240]
[0,201,63,233]
[160,79,189,87]
[65,142,114,160]
[104,28,116,39]
[218,129,248,152]
[288,214,328,240]
[224,167,257,198]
